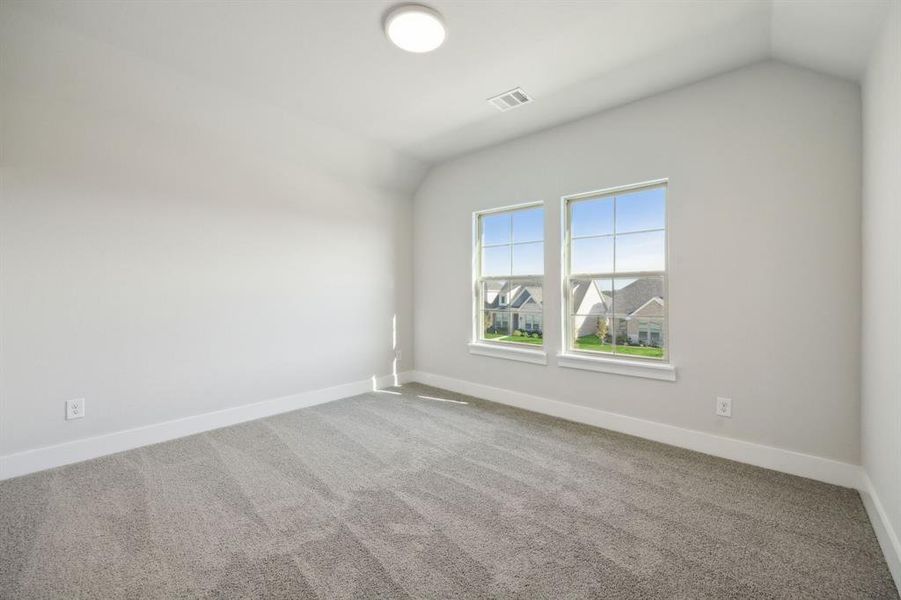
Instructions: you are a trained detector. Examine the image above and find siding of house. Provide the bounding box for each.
[515,298,542,332]
[626,298,665,343]
[573,282,611,337]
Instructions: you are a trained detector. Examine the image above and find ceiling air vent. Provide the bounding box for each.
[487,87,532,112]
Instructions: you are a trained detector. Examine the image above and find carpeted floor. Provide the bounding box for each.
[0,382,897,599]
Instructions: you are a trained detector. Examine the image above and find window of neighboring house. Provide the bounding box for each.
[522,313,542,332]
[564,181,667,361]
[475,203,544,347]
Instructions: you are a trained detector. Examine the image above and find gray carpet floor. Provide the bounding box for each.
[0,382,896,599]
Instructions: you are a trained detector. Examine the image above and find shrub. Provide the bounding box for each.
[596,318,608,341]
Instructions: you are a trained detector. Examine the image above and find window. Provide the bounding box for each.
[563,181,667,361]
[522,313,542,332]
[474,203,544,348]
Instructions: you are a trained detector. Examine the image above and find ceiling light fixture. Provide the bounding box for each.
[384,4,446,53]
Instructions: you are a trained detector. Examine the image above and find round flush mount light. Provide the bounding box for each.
[384,4,446,53]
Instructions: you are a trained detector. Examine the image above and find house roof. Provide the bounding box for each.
[613,278,664,316]
[572,278,663,317]
[489,278,659,315]
[484,282,543,311]
[512,286,542,309]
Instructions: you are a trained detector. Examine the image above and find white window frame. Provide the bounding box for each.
[559,179,675,381]
[470,201,547,365]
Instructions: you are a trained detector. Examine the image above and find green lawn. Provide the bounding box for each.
[574,335,664,358]
[484,332,543,346]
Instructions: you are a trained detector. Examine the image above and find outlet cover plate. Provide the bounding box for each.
[716,396,732,418]
[66,398,85,420]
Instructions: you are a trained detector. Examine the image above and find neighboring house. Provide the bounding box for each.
[484,283,543,333]
[572,278,664,346]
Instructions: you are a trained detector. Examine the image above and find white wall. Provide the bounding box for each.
[0,6,422,457]
[861,0,901,583]
[414,61,862,463]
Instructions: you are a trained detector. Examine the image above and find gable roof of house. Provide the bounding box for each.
[572,279,611,316]
[484,282,543,310]
[512,286,542,309]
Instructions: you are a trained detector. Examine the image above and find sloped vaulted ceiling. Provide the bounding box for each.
[6,0,892,168]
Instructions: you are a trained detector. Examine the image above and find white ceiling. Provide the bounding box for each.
[10,0,893,165]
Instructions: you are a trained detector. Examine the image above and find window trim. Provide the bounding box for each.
[472,201,547,363]
[556,351,675,381]
[560,179,673,378]
[469,342,548,365]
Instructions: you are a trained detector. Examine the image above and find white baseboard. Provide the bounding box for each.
[408,370,864,490]
[0,368,865,491]
[0,371,412,481]
[860,473,901,591]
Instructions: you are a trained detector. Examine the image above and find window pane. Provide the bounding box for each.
[613,317,665,359]
[513,208,544,243]
[611,276,664,317]
[513,242,543,275]
[615,187,665,233]
[480,280,543,346]
[481,310,512,339]
[571,236,613,274]
[572,197,613,238]
[615,230,665,273]
[482,245,511,276]
[481,213,511,245]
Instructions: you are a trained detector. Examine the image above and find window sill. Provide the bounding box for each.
[556,352,676,381]
[468,342,547,365]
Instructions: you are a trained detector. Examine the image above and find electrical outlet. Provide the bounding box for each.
[716,396,732,418]
[66,398,85,420]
